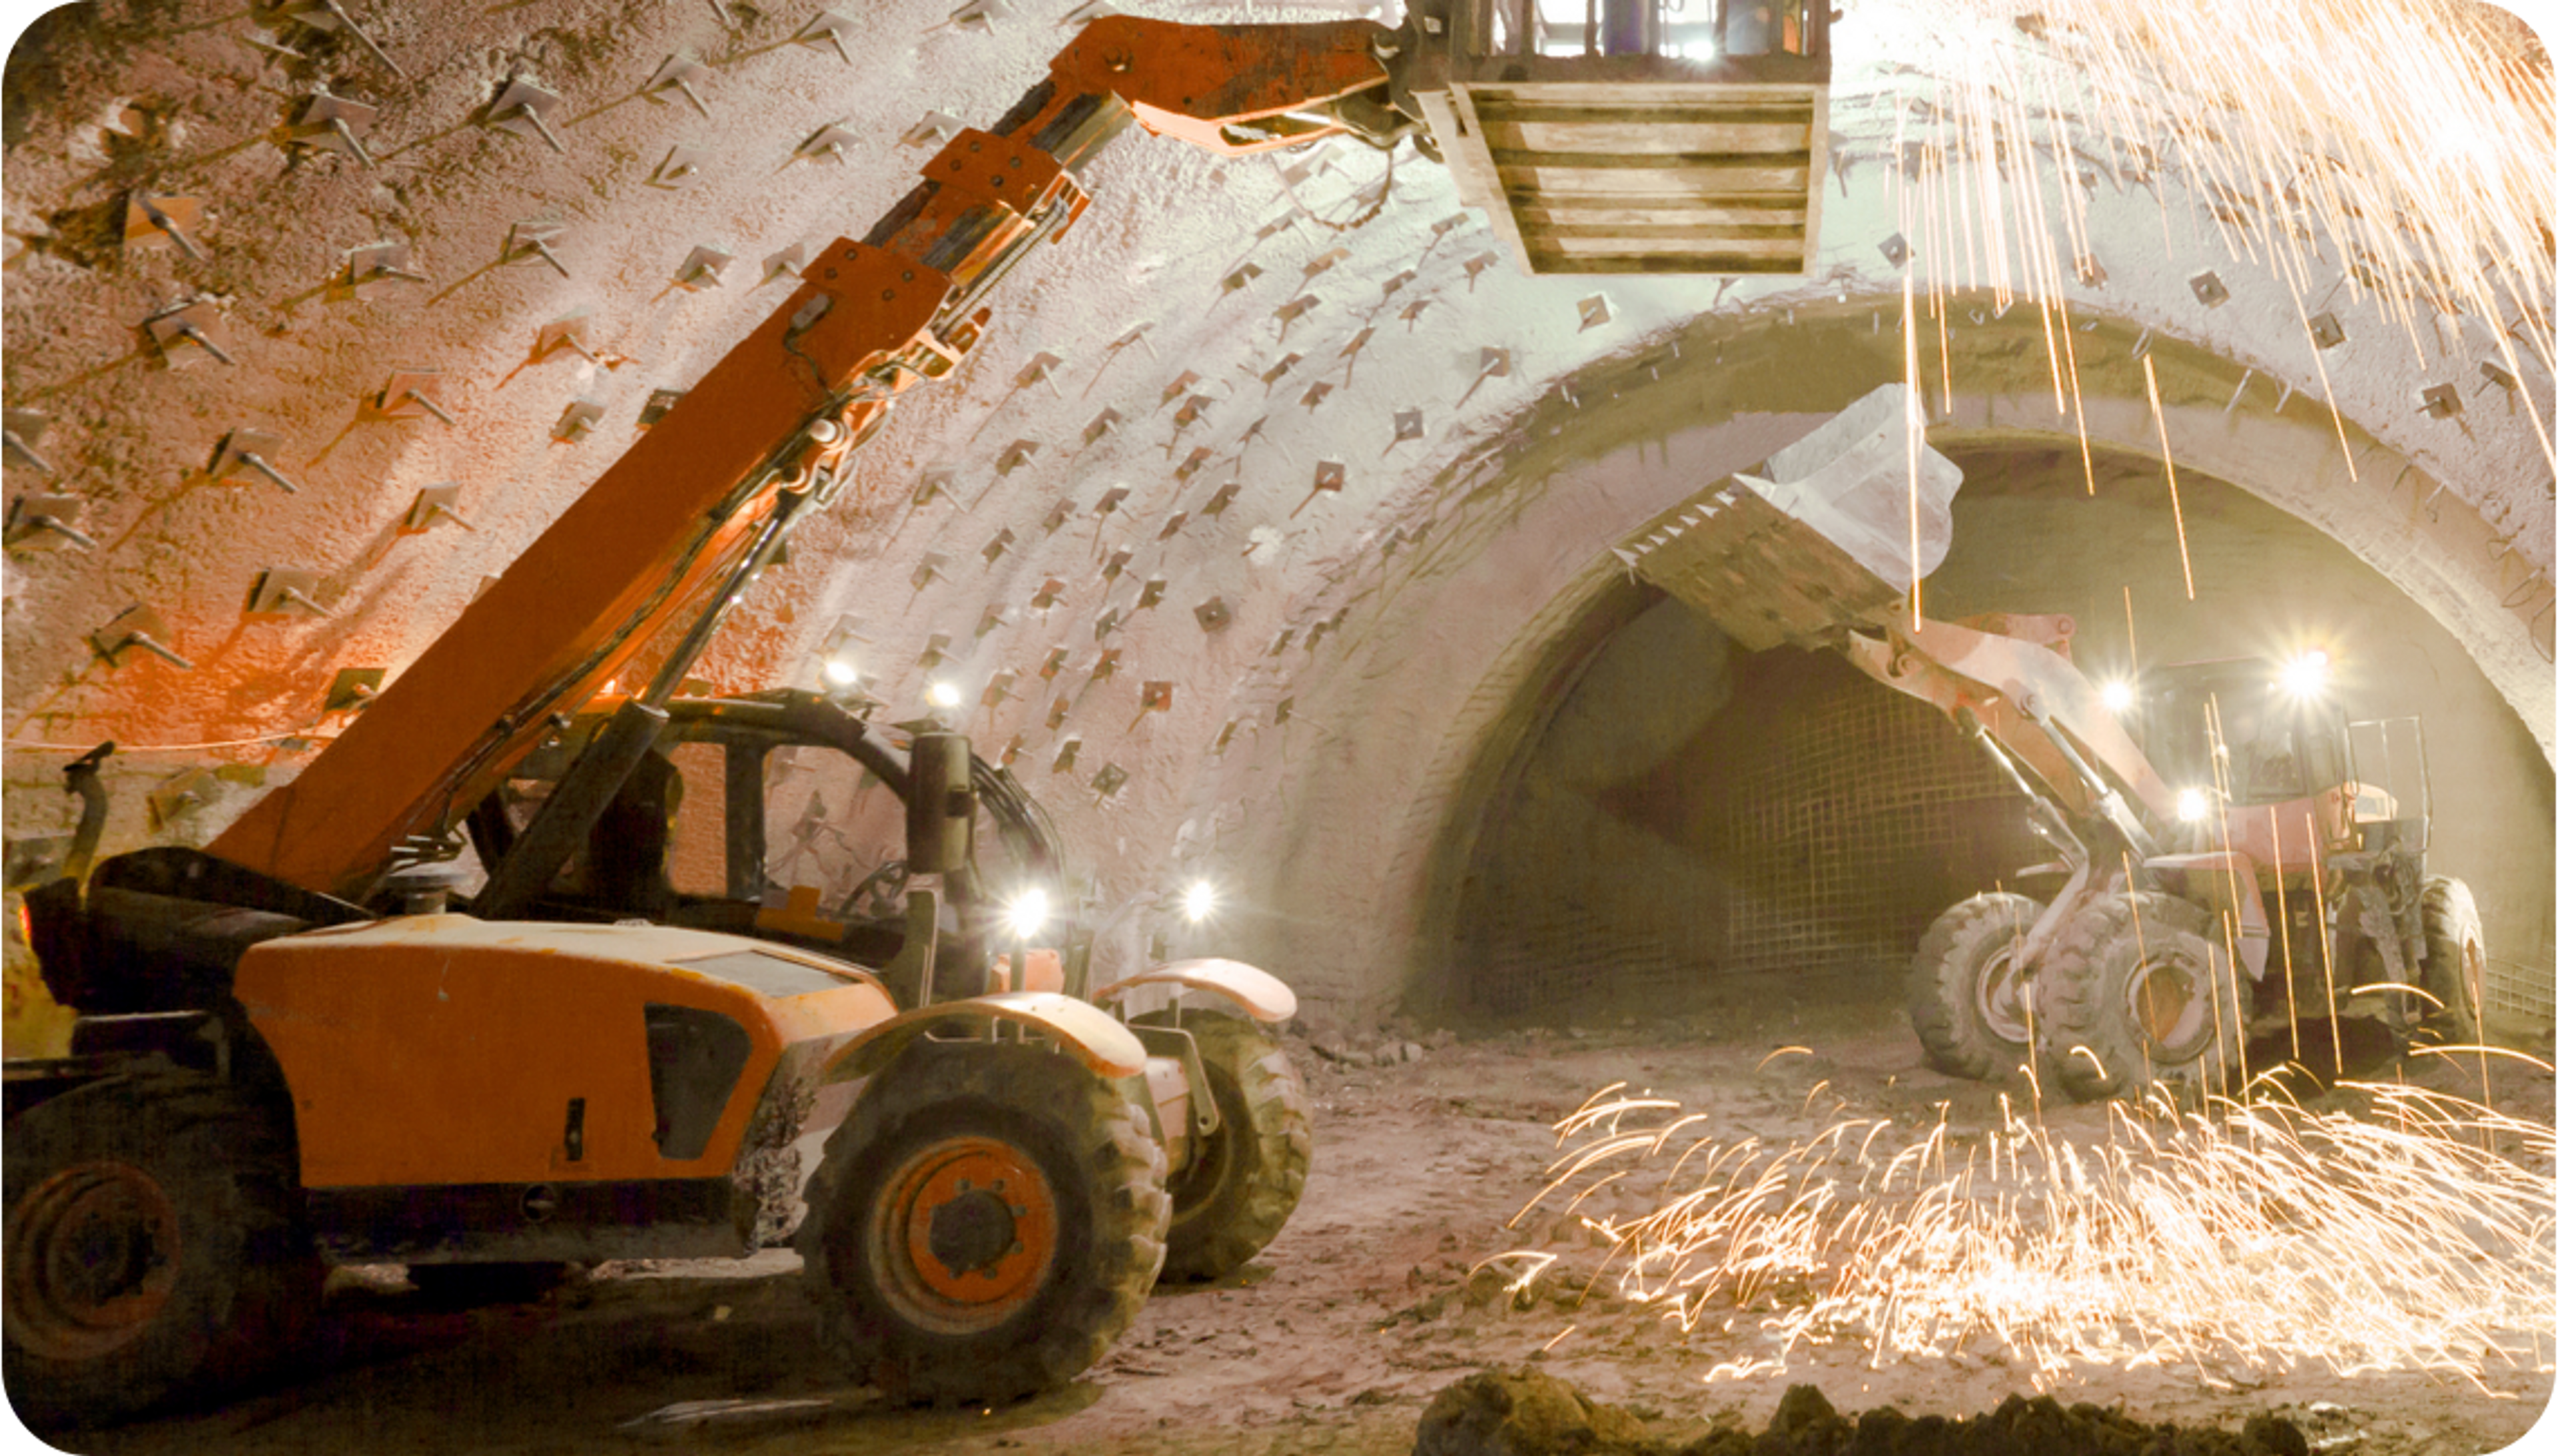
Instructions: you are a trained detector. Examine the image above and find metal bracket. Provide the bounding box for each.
[504,221,571,277]
[4,410,55,474]
[90,604,193,669]
[794,10,857,64]
[644,55,711,117]
[649,146,714,190]
[374,369,456,424]
[554,399,604,442]
[4,494,93,550]
[145,302,235,366]
[536,314,596,362]
[673,244,733,288]
[402,482,474,532]
[123,193,206,260]
[324,666,385,711]
[489,77,565,153]
[211,430,303,492]
[250,566,332,617]
[345,240,423,288]
[149,769,220,827]
[290,89,378,165]
[269,0,403,75]
[797,123,857,165]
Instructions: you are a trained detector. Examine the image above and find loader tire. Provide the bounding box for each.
[5,1074,320,1429]
[2419,877,2489,1047]
[1907,892,2042,1082]
[798,1042,1169,1405]
[2039,892,2243,1103]
[1134,1012,1312,1280]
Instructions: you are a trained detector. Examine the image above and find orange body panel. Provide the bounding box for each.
[234,917,894,1189]
[2216,788,2355,874]
[1046,16,1389,155]
[212,245,955,899]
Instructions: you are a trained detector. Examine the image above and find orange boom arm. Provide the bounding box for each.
[212,21,1398,901]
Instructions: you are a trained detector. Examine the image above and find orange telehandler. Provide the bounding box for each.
[5,3,1835,1427]
[1623,390,2489,1100]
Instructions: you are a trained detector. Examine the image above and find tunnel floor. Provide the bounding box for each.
[48,978,2553,1456]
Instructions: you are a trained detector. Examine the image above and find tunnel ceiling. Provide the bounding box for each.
[3,0,2551,1010]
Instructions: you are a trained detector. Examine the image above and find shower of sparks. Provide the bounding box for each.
[2141,353,2196,601]
[1497,1073,2555,1391]
[1879,0,2554,481]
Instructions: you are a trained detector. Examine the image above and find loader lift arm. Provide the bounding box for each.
[211,18,1408,903]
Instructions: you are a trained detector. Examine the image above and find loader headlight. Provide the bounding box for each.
[2176,787,2211,823]
[2098,679,2135,713]
[925,679,963,710]
[2278,649,2331,699]
[1003,887,1051,941]
[1182,879,1218,924]
[821,655,859,687]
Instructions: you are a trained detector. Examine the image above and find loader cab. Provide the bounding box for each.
[465,691,1066,988]
[2140,657,2353,809]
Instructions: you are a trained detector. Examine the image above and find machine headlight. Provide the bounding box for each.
[2098,680,2135,713]
[2278,649,2331,699]
[925,679,963,710]
[1182,879,1218,924]
[2176,787,2211,823]
[821,655,859,687]
[1004,887,1051,941]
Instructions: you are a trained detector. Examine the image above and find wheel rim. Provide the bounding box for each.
[867,1135,1059,1335]
[2125,944,2222,1064]
[1973,944,2032,1046]
[6,1160,183,1360]
[1166,1065,1242,1230]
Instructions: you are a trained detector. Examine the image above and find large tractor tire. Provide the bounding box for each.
[1907,892,2042,1082]
[2038,892,2244,1102]
[797,1042,1170,1405]
[2419,876,2489,1047]
[1134,1012,1313,1281]
[5,1074,322,1429]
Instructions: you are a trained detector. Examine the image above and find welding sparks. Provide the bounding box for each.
[1505,1075,2555,1390]
[1881,0,2553,483]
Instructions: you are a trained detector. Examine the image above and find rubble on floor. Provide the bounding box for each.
[1414,1368,2314,1456]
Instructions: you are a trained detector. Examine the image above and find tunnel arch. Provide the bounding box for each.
[1190,308,2556,1022]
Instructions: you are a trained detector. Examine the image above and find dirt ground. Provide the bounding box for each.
[32,974,2557,1456]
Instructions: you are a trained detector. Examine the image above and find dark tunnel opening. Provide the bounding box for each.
[1429,441,2556,1045]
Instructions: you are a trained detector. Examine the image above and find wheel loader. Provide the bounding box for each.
[1619,387,2488,1101]
[6,3,1831,1427]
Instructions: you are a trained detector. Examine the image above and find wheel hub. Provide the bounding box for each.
[2127,950,2217,1064]
[926,1188,1020,1278]
[1974,947,2032,1046]
[7,1161,183,1359]
[869,1135,1060,1335]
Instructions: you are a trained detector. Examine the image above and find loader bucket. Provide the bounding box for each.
[1617,384,1962,649]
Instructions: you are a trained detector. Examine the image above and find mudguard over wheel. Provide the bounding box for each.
[2419,877,2489,1046]
[2039,892,2243,1102]
[1907,892,2041,1082]
[5,1074,321,1429]
[797,1041,1170,1405]
[1136,1012,1313,1280]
